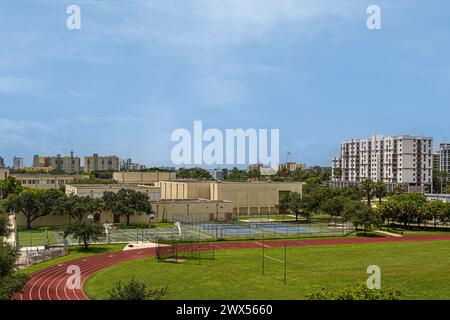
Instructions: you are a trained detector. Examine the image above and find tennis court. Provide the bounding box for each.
[15,216,355,248]
[177,219,354,240]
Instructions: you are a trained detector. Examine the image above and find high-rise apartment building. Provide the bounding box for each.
[84,154,120,172]
[332,135,433,188]
[13,156,24,169]
[433,152,441,171]
[436,143,450,174]
[33,152,81,173]
[120,158,145,171]
[0,156,4,168]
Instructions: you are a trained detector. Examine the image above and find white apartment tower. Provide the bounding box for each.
[437,143,450,174]
[332,135,433,186]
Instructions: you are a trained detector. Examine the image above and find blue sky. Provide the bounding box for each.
[0,0,449,168]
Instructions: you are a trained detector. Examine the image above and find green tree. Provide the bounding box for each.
[379,201,399,228]
[6,191,40,229]
[0,211,28,300]
[177,168,212,180]
[5,189,65,229]
[374,181,386,206]
[247,168,261,181]
[103,189,153,226]
[433,170,449,194]
[390,194,426,227]
[320,196,349,224]
[277,192,306,221]
[425,201,447,228]
[107,278,168,300]
[333,167,343,180]
[61,195,104,221]
[64,220,104,250]
[361,179,375,207]
[393,185,405,195]
[0,176,23,199]
[344,201,379,233]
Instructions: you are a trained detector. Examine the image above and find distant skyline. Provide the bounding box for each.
[1,1,450,168]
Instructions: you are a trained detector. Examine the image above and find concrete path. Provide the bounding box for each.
[374,230,403,237]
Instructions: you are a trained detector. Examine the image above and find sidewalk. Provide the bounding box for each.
[374,230,403,237]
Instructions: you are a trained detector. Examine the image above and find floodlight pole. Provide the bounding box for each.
[284,241,287,285]
[262,234,265,276]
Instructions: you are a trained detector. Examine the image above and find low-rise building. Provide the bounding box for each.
[159,180,303,216]
[113,171,176,184]
[12,173,89,190]
[277,162,307,172]
[0,168,9,181]
[65,183,161,200]
[207,169,224,180]
[425,193,450,203]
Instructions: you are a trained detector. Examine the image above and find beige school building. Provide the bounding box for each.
[160,180,303,216]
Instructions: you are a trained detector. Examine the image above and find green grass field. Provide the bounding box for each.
[84,240,450,300]
[19,244,126,275]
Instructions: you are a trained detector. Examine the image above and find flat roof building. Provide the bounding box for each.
[332,134,433,192]
[113,171,176,184]
[159,180,303,216]
[84,154,120,172]
[33,153,81,173]
[65,183,161,200]
[0,168,9,181]
[13,157,24,169]
[12,173,89,190]
[437,143,450,174]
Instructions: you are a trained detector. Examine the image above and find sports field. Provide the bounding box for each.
[84,240,450,300]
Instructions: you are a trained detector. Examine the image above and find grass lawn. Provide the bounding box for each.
[85,240,450,300]
[19,244,126,275]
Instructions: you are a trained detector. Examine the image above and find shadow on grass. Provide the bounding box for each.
[354,232,385,238]
[69,244,124,255]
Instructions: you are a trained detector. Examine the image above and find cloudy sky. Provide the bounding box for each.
[1,0,449,168]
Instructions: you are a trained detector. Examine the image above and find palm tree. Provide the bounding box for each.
[393,185,405,195]
[361,179,375,207]
[333,167,343,180]
[374,181,386,206]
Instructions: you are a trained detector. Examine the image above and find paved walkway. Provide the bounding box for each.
[15,234,450,300]
[373,230,403,237]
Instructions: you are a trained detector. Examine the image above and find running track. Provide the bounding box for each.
[15,234,450,300]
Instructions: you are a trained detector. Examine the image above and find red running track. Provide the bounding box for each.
[15,234,450,300]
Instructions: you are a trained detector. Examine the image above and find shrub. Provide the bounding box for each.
[106,278,168,300]
[306,281,401,300]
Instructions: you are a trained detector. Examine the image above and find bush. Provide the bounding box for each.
[306,281,401,300]
[106,278,168,300]
[0,244,29,300]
